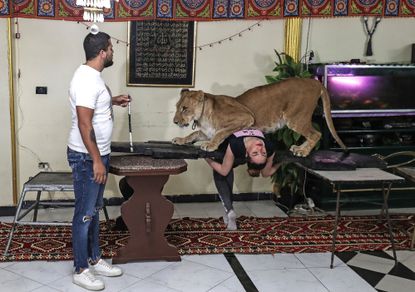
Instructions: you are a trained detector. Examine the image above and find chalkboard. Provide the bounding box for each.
[127,20,196,87]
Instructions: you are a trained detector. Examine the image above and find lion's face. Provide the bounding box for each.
[173,90,204,127]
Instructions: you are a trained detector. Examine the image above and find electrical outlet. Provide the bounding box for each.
[38,162,50,170]
[36,86,48,95]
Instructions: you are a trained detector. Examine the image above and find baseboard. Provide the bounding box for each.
[0,193,275,217]
[0,206,17,216]
[165,192,274,203]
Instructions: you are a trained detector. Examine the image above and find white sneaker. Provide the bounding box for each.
[91,259,123,277]
[226,210,237,231]
[73,269,105,291]
[223,211,229,225]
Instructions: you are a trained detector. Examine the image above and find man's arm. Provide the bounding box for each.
[112,94,130,107]
[76,106,107,184]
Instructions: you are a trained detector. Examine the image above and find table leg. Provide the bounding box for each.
[112,175,180,264]
[382,183,397,265]
[331,184,341,269]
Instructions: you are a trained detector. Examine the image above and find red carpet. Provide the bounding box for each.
[1,214,414,261]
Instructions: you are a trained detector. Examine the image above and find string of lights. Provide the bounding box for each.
[78,20,264,50]
[197,21,263,50]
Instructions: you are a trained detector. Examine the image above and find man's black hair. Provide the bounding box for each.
[83,31,111,61]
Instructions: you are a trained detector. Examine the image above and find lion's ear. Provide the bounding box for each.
[181,88,189,93]
[197,90,205,101]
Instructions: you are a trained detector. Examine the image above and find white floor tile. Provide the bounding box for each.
[400,253,415,272]
[0,261,15,268]
[183,254,234,273]
[247,268,329,292]
[5,260,72,285]
[48,273,140,292]
[375,274,415,292]
[230,202,255,217]
[309,266,376,292]
[120,278,181,292]
[385,250,415,264]
[236,253,305,271]
[174,203,210,218]
[122,260,175,279]
[94,273,141,292]
[0,216,14,223]
[245,200,287,218]
[0,268,43,292]
[346,253,396,274]
[31,286,61,292]
[207,275,246,292]
[148,259,233,292]
[295,252,346,268]
[48,274,97,292]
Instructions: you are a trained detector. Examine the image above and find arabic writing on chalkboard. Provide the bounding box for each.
[128,20,195,87]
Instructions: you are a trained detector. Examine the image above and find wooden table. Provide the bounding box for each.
[109,155,187,263]
[296,166,404,268]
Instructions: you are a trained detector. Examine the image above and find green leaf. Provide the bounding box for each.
[292,131,301,141]
[282,129,294,146]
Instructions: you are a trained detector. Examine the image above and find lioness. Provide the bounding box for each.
[172,89,255,151]
[173,78,347,157]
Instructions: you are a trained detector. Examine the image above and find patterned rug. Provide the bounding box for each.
[1,215,414,262]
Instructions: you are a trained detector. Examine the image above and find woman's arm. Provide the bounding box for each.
[205,145,235,176]
[260,153,280,177]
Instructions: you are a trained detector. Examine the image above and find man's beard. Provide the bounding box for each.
[104,58,113,68]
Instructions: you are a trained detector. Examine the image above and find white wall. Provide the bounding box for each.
[301,17,415,64]
[0,19,13,206]
[0,17,414,206]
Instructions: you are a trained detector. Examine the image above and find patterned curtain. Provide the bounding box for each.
[1,0,414,21]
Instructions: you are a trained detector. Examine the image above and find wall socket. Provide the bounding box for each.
[35,86,48,94]
[38,162,50,170]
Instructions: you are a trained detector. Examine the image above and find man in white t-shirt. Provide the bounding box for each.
[67,27,130,291]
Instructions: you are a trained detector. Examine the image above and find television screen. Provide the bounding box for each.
[324,65,415,117]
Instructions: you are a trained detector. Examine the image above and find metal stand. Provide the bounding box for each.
[3,172,110,256]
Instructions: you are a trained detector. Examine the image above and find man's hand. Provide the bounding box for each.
[112,94,131,107]
[93,160,107,184]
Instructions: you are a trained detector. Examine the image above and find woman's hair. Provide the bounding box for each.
[83,31,111,61]
[247,160,266,170]
[247,168,261,177]
[246,159,266,177]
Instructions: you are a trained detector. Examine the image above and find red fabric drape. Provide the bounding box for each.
[0,0,414,21]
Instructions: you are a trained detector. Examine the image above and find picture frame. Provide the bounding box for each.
[127,20,196,87]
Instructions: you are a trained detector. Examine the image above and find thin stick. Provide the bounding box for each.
[128,99,133,153]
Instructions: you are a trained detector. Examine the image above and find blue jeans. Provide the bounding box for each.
[67,147,110,272]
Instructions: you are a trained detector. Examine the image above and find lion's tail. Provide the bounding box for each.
[320,85,349,154]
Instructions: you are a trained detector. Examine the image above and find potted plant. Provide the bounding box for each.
[264,51,320,209]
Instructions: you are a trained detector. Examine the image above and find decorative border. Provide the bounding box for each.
[0,0,414,19]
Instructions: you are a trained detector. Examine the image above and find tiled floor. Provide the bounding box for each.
[1,201,414,292]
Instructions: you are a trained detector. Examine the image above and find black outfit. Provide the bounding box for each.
[213,130,274,212]
[113,177,134,230]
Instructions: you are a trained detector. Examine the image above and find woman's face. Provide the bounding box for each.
[247,140,267,164]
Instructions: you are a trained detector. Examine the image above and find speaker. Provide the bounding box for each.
[412,44,415,64]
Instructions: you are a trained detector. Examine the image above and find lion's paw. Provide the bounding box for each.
[289,145,310,157]
[200,142,218,152]
[172,137,187,145]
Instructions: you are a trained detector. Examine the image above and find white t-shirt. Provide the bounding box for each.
[68,64,113,155]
